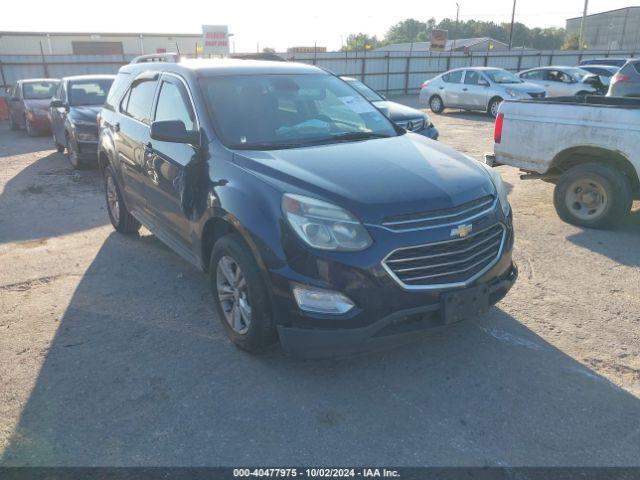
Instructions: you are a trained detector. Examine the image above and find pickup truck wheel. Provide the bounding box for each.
[210,233,276,353]
[429,95,444,114]
[488,98,502,118]
[104,165,140,233]
[554,163,632,229]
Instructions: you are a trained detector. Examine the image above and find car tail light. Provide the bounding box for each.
[421,80,429,88]
[494,113,504,144]
[611,73,630,85]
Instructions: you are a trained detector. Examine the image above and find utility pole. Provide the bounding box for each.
[453,3,460,50]
[578,0,589,50]
[508,0,517,50]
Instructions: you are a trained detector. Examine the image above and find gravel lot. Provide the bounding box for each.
[1,98,639,466]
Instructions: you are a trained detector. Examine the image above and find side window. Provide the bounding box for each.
[522,70,543,80]
[464,70,481,85]
[547,70,571,83]
[105,73,131,111]
[442,70,463,83]
[121,80,157,124]
[154,80,196,131]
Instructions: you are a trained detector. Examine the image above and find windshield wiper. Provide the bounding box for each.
[320,131,393,144]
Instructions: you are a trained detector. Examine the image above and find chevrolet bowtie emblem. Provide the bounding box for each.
[451,224,473,238]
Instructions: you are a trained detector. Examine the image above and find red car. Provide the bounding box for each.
[7,78,60,136]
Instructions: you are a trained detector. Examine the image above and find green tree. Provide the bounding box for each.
[385,18,429,44]
[262,47,276,53]
[342,33,380,51]
[562,32,580,50]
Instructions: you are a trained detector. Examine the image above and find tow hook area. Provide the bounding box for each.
[484,153,501,167]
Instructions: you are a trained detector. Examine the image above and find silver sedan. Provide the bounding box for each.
[419,67,546,118]
[517,66,601,97]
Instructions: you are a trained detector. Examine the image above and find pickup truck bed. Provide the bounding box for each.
[489,96,640,228]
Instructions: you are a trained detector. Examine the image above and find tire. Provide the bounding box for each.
[10,114,19,131]
[553,163,632,229]
[104,165,141,233]
[25,118,37,137]
[52,132,65,153]
[210,233,277,353]
[429,95,444,114]
[488,97,503,118]
[66,134,82,169]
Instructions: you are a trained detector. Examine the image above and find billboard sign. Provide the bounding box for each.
[202,25,230,55]
[430,29,448,51]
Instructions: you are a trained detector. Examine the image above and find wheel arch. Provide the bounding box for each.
[551,146,640,194]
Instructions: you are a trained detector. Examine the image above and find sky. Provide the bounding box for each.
[1,0,635,52]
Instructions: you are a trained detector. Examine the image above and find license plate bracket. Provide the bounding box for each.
[440,284,490,324]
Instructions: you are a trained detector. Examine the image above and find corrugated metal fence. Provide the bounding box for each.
[1,49,638,96]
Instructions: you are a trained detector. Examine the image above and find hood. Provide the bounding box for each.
[508,81,545,93]
[374,100,428,122]
[68,105,102,124]
[231,134,494,223]
[24,99,51,110]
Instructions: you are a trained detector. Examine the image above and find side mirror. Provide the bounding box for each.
[150,120,199,145]
[50,99,64,108]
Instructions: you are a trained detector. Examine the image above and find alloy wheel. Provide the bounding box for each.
[216,255,251,335]
[106,174,120,225]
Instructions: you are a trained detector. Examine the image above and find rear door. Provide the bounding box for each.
[143,74,200,244]
[114,74,159,215]
[520,69,546,91]
[441,70,464,106]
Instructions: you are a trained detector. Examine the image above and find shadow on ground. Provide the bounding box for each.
[2,231,640,466]
[566,208,640,267]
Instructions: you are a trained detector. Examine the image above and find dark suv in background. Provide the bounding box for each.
[98,56,516,357]
[607,59,640,97]
[50,75,115,168]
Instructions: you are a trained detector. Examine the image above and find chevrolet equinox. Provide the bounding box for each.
[98,56,517,357]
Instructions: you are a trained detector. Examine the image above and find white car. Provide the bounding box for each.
[517,66,601,97]
[419,67,546,118]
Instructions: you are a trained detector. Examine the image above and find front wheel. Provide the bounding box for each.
[104,165,140,233]
[25,118,37,137]
[210,233,276,353]
[52,132,65,153]
[553,163,632,229]
[66,135,82,169]
[488,97,502,118]
[429,95,444,114]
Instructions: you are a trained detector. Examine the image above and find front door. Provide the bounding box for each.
[544,70,574,97]
[460,70,490,109]
[143,75,200,245]
[441,70,465,107]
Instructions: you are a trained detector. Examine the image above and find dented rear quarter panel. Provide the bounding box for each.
[493,99,640,177]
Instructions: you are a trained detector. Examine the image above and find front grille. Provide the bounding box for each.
[383,224,505,288]
[528,91,546,99]
[381,195,495,231]
[396,118,425,132]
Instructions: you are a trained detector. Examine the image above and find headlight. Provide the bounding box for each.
[505,88,525,99]
[282,193,372,251]
[480,162,510,216]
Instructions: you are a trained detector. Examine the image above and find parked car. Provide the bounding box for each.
[50,75,115,168]
[580,65,620,88]
[517,67,601,96]
[98,57,516,357]
[341,76,438,140]
[579,58,628,68]
[487,96,640,229]
[607,59,640,97]
[419,67,545,118]
[7,78,60,136]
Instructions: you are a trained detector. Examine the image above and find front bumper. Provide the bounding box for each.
[75,140,98,161]
[278,262,517,358]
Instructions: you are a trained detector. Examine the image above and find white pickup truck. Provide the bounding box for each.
[486,96,640,228]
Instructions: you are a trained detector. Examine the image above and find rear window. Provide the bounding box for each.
[442,71,463,83]
[69,79,113,106]
[104,73,131,111]
[22,81,59,100]
[120,80,157,124]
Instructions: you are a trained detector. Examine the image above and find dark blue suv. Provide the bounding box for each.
[98,55,517,357]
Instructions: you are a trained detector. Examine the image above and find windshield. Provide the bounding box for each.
[344,79,384,102]
[483,69,522,84]
[200,74,398,149]
[69,79,114,106]
[22,81,59,100]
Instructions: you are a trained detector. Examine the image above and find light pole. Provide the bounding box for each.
[508,0,517,50]
[578,0,589,50]
[453,3,460,50]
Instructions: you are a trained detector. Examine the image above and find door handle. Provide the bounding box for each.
[439,86,444,90]
[462,88,468,91]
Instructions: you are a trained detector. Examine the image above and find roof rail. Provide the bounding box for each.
[130,53,181,64]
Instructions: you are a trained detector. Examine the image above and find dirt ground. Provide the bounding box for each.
[1,101,639,466]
